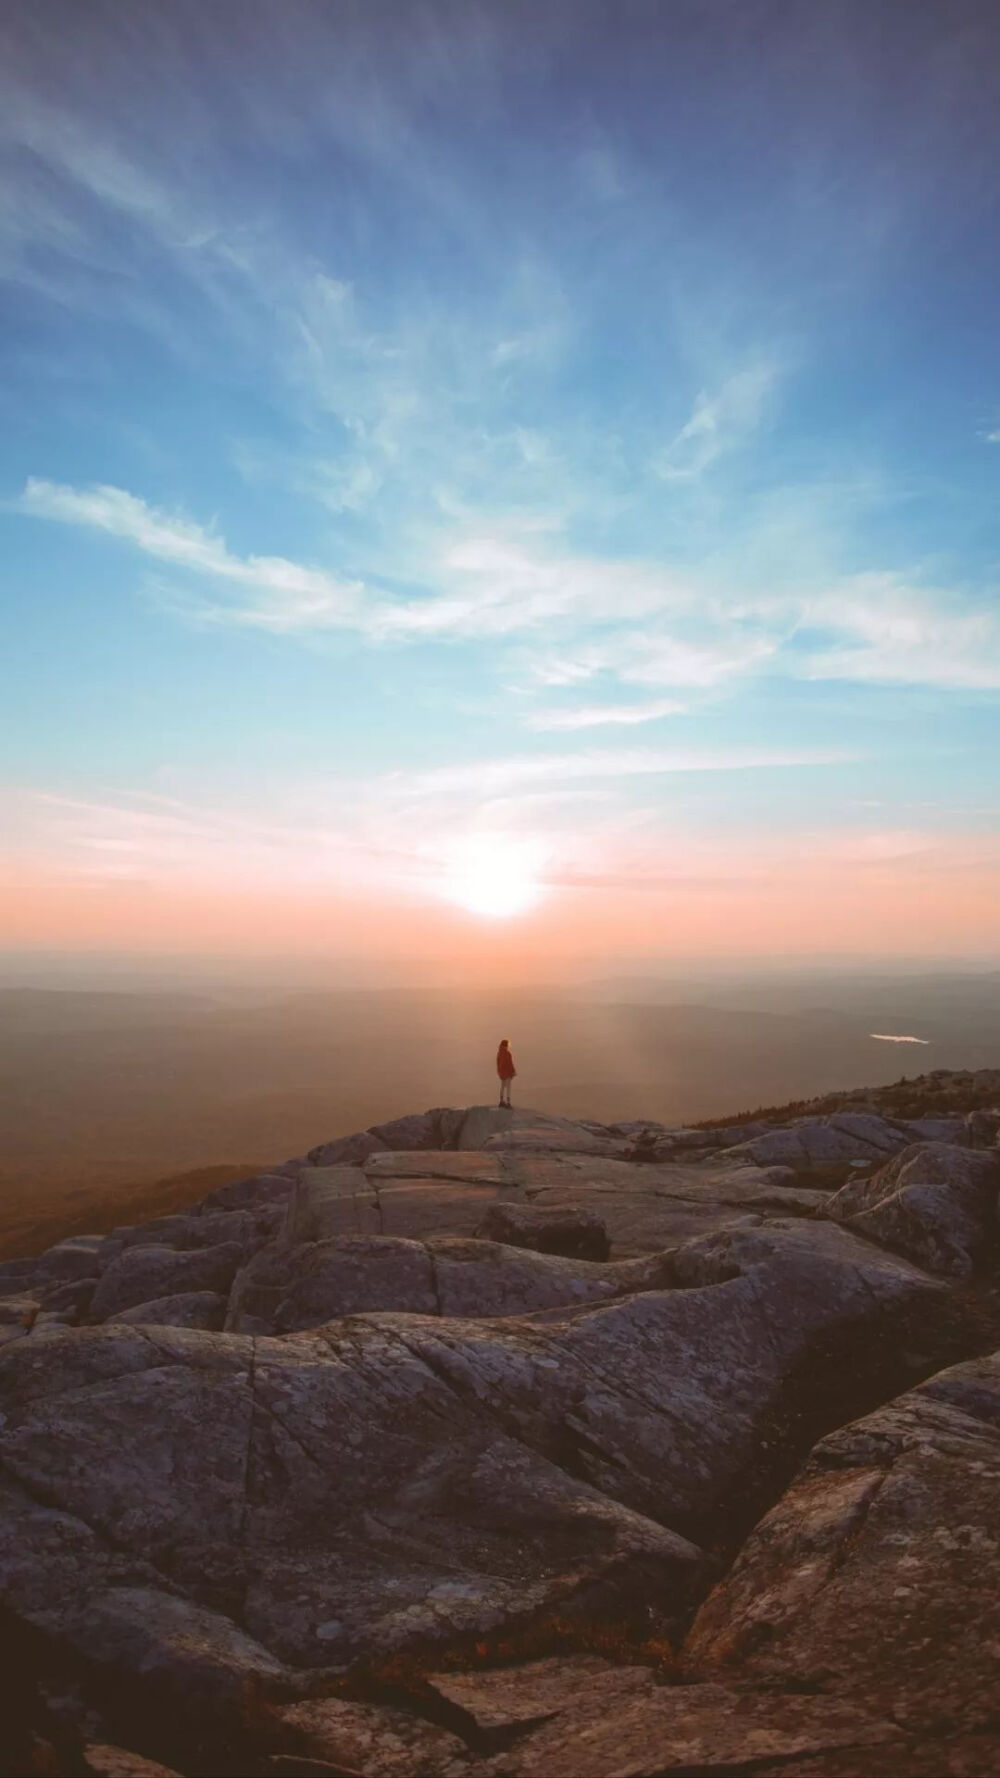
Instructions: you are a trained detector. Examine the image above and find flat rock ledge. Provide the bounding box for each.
[1,1102,998,1777]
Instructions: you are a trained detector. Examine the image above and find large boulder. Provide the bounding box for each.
[825,1141,1000,1277]
[476,1203,611,1262]
[109,1291,227,1330]
[0,1258,43,1299]
[35,1235,109,1283]
[199,1170,297,1213]
[456,1106,619,1155]
[718,1113,915,1173]
[0,1220,959,1686]
[102,1208,272,1259]
[463,1667,903,1776]
[226,1235,438,1330]
[88,1242,245,1322]
[83,1748,184,1778]
[685,1351,1000,1743]
[965,1107,1000,1149]
[0,1320,706,1674]
[306,1112,441,1169]
[274,1694,470,1776]
[4,1098,999,1776]
[225,1234,669,1333]
[287,1149,828,1259]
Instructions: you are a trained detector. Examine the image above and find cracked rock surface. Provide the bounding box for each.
[1,1101,998,1776]
[825,1141,1000,1277]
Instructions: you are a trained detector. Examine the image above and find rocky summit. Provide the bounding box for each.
[1,1099,999,1777]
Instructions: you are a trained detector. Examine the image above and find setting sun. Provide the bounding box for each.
[440,834,546,920]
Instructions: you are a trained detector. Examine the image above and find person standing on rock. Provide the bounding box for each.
[497,1038,516,1108]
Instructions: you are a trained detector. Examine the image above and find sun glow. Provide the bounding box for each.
[440,834,546,920]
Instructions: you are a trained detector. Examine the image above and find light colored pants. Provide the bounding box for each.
[499,1076,512,1106]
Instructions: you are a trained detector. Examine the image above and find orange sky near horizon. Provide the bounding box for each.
[4,845,1000,972]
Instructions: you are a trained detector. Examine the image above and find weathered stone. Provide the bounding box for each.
[457,1107,616,1155]
[227,1235,674,1333]
[305,1114,439,1173]
[369,1113,440,1151]
[825,1141,1000,1277]
[18,1209,944,1677]
[109,1291,227,1330]
[227,1237,438,1331]
[104,1208,270,1257]
[0,1297,35,1347]
[40,1278,95,1314]
[3,1098,998,1774]
[718,1115,909,1172]
[964,1108,1000,1149]
[0,1319,707,1671]
[428,1239,674,1320]
[485,1128,628,1159]
[36,1236,110,1282]
[276,1696,469,1777]
[0,1257,43,1298]
[0,1295,37,1329]
[84,1744,185,1778]
[477,1668,903,1776]
[905,1115,970,1144]
[284,1166,385,1245]
[266,1758,357,1778]
[289,1150,823,1261]
[89,1242,245,1322]
[306,1132,387,1169]
[426,1655,616,1739]
[200,1171,298,1213]
[73,1585,294,1717]
[475,1203,610,1262]
[686,1351,1000,1737]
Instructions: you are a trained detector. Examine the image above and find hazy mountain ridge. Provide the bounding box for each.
[701,1066,1000,1129]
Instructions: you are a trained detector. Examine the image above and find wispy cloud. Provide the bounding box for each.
[526,698,686,731]
[16,479,693,641]
[18,478,367,630]
[800,576,1000,690]
[654,362,778,481]
[393,745,853,799]
[19,480,999,700]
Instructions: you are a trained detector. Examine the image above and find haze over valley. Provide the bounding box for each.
[3,964,997,1256]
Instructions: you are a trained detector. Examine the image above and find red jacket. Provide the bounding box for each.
[496,1043,516,1080]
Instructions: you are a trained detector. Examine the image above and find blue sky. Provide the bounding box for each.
[3,0,1000,959]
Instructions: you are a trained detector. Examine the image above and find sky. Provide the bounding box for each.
[3,0,1000,975]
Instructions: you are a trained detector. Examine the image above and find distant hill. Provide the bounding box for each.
[702,1067,1000,1128]
[0,1160,263,1261]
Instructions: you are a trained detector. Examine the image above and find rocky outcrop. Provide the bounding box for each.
[474,1670,906,1777]
[825,1141,1000,1276]
[0,1098,997,1776]
[685,1351,1000,1747]
[109,1290,227,1330]
[284,1139,829,1258]
[88,1240,246,1322]
[225,1234,670,1333]
[475,1203,611,1261]
[716,1111,950,1173]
